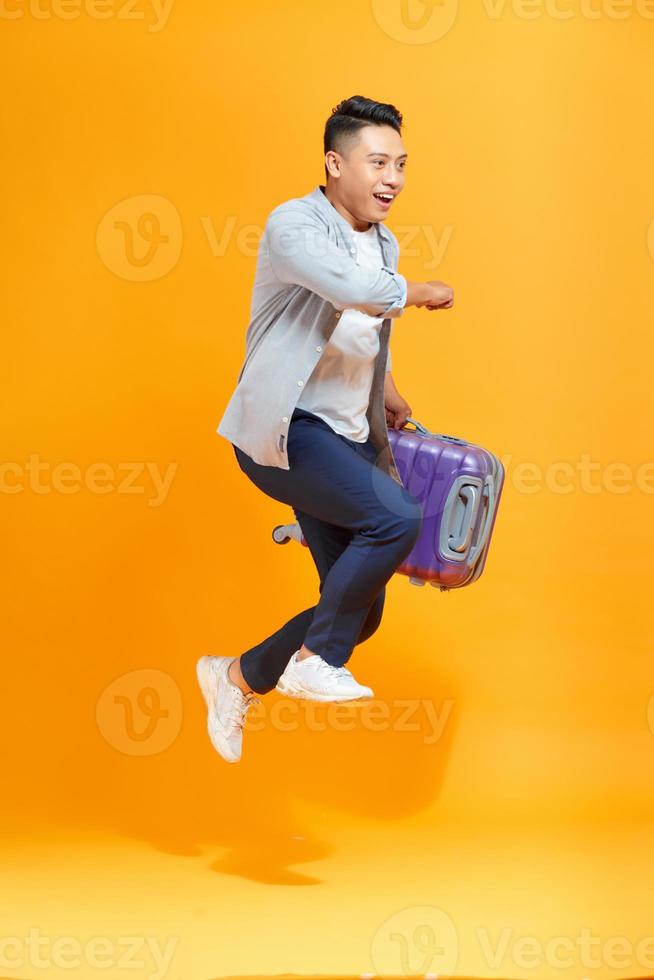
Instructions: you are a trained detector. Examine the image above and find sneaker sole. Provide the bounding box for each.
[275,675,373,703]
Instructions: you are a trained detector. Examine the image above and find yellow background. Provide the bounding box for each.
[2,1,654,979]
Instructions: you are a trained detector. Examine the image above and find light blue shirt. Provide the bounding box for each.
[296,222,388,442]
[216,184,407,486]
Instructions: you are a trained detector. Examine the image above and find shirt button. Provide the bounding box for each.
[335,312,341,319]
[297,380,304,386]
[350,248,356,254]
[316,346,322,352]
[282,416,288,422]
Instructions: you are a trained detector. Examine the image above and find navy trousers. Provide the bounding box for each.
[233,407,423,694]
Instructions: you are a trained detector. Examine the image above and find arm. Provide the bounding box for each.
[265,207,407,318]
[266,207,454,317]
[384,371,412,429]
[405,281,437,307]
[405,280,454,308]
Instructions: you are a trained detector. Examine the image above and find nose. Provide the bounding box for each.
[382,168,402,189]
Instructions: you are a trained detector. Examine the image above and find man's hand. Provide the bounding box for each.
[421,280,454,310]
[384,373,412,429]
[406,279,454,310]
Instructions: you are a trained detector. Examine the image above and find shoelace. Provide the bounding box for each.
[315,659,352,680]
[225,686,261,730]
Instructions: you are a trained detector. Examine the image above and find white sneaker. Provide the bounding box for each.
[196,655,261,763]
[275,651,374,702]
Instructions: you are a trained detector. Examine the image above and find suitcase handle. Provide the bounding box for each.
[448,484,480,553]
[403,417,467,446]
[467,476,495,566]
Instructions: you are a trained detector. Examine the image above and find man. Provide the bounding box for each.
[197,95,454,763]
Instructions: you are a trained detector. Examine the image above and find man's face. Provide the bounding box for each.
[327,124,407,224]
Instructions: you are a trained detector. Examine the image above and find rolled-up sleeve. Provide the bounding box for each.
[265,207,407,319]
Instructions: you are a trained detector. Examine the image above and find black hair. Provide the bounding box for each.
[323,95,403,179]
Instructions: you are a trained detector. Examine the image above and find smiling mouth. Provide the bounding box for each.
[373,193,395,203]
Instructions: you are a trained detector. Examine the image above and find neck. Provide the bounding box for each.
[321,184,372,233]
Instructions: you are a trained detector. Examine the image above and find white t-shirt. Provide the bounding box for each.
[296,223,385,442]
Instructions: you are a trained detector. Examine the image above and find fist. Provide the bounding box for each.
[423,280,454,310]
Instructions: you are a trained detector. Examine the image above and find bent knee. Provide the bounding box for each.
[365,495,423,546]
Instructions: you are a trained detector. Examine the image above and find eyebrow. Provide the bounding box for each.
[367,152,408,160]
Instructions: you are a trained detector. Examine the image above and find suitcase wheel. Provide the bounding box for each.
[272,525,291,544]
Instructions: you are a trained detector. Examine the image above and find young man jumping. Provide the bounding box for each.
[198,95,454,762]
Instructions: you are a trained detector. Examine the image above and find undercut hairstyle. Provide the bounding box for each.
[323,95,403,179]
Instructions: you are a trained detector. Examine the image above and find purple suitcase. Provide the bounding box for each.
[385,417,504,590]
[272,417,504,592]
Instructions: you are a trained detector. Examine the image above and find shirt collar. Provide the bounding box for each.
[308,184,394,246]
